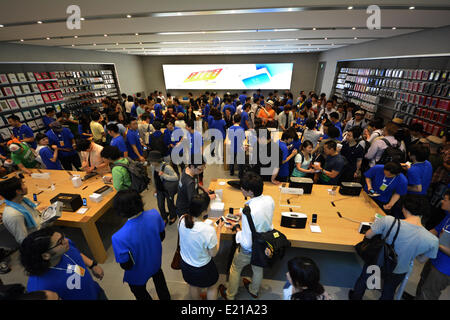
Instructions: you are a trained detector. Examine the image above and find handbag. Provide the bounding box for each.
[242,205,291,268]
[354,218,401,275]
[161,163,179,196]
[171,215,185,270]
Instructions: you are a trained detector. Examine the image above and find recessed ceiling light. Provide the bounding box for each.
[139,42,142,45]
[348,6,353,10]
[105,48,108,51]
[324,37,327,40]
[37,21,43,24]
[80,17,85,21]
[409,6,415,10]
[74,36,78,38]
[392,27,396,30]
[71,44,74,47]
[312,27,316,30]
[308,44,311,46]
[116,43,119,45]
[177,12,181,16]
[46,37,50,40]
[352,27,356,30]
[20,39,24,42]
[354,37,358,39]
[127,14,132,18]
[93,43,96,46]
[135,33,139,36]
[104,34,108,37]
[0,25,4,28]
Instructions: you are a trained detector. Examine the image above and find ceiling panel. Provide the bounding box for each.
[0,1,448,56]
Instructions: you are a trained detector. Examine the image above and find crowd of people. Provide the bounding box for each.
[0,88,448,301]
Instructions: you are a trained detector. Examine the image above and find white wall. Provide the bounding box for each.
[318,26,450,96]
[0,43,146,95]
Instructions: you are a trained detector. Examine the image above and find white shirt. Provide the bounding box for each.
[368,129,383,144]
[179,219,217,268]
[81,143,106,172]
[236,195,274,252]
[124,101,134,113]
[2,201,42,244]
[318,107,336,120]
[365,135,404,167]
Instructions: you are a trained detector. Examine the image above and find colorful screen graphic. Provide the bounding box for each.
[163,64,293,89]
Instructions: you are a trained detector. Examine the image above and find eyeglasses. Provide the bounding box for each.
[47,233,65,251]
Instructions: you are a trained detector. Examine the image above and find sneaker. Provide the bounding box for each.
[242,278,258,298]
[218,284,228,300]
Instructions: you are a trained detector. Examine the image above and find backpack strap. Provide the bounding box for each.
[391,218,401,249]
[381,138,392,148]
[383,217,399,242]
[242,205,257,235]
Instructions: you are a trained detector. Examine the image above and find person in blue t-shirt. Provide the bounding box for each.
[107,123,128,158]
[8,115,37,149]
[223,99,236,116]
[21,227,107,300]
[212,94,220,108]
[416,190,450,300]
[164,119,182,158]
[329,112,343,141]
[209,110,226,158]
[130,103,138,119]
[240,103,250,131]
[186,119,203,157]
[46,121,81,171]
[227,114,246,177]
[364,162,408,218]
[43,108,56,131]
[112,190,171,300]
[35,133,62,170]
[126,118,144,162]
[154,98,164,121]
[277,131,298,182]
[239,92,247,105]
[403,144,433,196]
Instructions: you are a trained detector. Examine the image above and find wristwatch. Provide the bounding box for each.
[89,260,98,269]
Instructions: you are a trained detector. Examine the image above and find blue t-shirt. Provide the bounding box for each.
[292,139,301,151]
[278,140,290,178]
[223,104,236,116]
[239,95,247,105]
[111,135,127,156]
[240,111,249,131]
[364,165,408,204]
[207,115,214,128]
[43,116,55,130]
[154,104,163,120]
[78,124,92,139]
[163,127,181,156]
[286,99,293,106]
[203,104,211,118]
[176,105,185,114]
[27,239,101,300]
[210,119,227,139]
[190,131,203,155]
[39,146,62,170]
[334,122,343,141]
[13,125,36,149]
[46,128,76,157]
[126,129,143,160]
[228,125,245,154]
[213,97,220,108]
[431,213,450,276]
[130,104,138,118]
[407,161,433,195]
[112,209,165,285]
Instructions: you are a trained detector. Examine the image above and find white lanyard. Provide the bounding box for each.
[50,254,78,272]
[382,176,396,188]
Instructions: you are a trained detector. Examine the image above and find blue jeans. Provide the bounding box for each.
[350,263,406,300]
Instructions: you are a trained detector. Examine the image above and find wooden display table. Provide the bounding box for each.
[209,179,383,253]
[2,169,116,263]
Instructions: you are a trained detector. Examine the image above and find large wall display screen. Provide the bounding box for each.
[163,63,293,89]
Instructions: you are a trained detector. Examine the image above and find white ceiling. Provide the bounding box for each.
[0,0,449,56]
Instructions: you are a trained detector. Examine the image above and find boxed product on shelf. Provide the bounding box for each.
[17,97,28,108]
[2,87,14,97]
[430,98,440,108]
[438,99,449,111]
[41,72,49,79]
[7,98,19,110]
[34,72,42,81]
[424,96,432,107]
[438,113,447,123]
[26,96,36,106]
[26,72,35,81]
[49,72,57,79]
[0,74,9,84]
[41,94,51,103]
[7,73,18,83]
[426,109,433,120]
[12,86,23,96]
[34,94,44,105]
[23,111,32,120]
[0,100,10,112]
[17,73,27,82]
[32,109,40,118]
[21,85,31,94]
[52,82,59,89]
[35,118,44,128]
[37,83,46,92]
[30,83,40,93]
[28,120,38,131]
[55,92,64,100]
[45,83,53,91]
[48,93,58,101]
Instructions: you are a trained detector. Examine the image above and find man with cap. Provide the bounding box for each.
[427,135,444,171]
[343,110,368,132]
[257,100,276,126]
[46,121,81,171]
[7,139,37,174]
[148,151,179,225]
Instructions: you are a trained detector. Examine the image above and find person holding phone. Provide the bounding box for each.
[111,190,170,301]
[179,193,224,300]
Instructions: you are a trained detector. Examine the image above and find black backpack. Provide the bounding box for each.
[355,218,400,276]
[149,133,168,156]
[376,138,406,165]
[112,158,150,193]
[242,205,291,268]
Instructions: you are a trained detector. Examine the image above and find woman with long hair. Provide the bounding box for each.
[292,140,315,178]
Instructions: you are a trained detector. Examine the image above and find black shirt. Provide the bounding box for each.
[251,141,284,181]
[175,172,197,216]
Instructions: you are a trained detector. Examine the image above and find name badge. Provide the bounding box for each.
[59,140,64,147]
[74,265,85,277]
[379,183,388,191]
